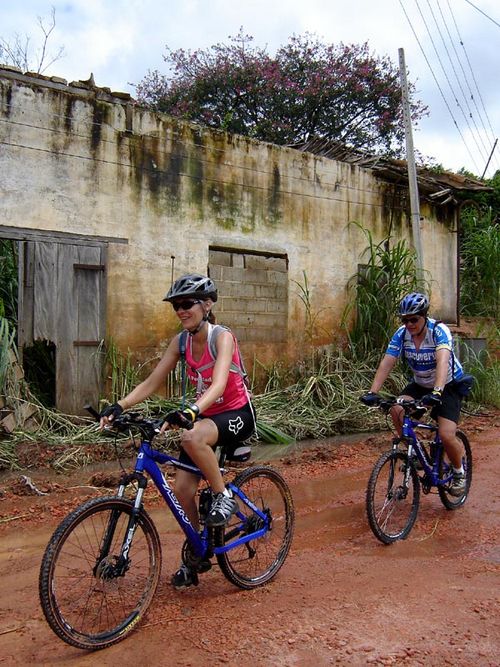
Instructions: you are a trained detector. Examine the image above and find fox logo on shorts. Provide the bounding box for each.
[228,416,244,435]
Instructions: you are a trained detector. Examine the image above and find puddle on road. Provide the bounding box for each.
[0,431,369,485]
[1,432,491,564]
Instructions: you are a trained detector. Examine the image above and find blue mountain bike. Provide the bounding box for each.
[39,408,294,650]
[362,397,472,544]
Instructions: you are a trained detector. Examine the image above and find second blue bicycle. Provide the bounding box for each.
[362,396,472,544]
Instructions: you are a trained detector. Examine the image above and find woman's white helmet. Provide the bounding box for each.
[163,273,218,302]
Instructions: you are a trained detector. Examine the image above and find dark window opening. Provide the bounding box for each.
[22,340,56,408]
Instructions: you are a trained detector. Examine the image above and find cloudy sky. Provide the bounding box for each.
[2,0,499,177]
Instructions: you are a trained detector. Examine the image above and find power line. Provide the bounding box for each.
[400,0,499,176]
[427,0,491,159]
[437,0,495,146]
[447,0,497,140]
[414,0,486,167]
[0,138,411,211]
[464,0,500,29]
[448,0,500,172]
[399,0,482,172]
[0,114,415,200]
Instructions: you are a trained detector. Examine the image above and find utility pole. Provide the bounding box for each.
[399,48,424,278]
[481,138,498,180]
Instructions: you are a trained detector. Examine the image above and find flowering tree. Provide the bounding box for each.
[136,31,427,155]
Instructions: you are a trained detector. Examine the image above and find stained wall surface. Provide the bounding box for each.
[0,69,458,368]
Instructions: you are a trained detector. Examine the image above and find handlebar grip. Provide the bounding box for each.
[163,411,195,430]
[84,405,101,421]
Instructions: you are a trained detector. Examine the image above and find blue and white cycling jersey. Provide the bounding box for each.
[386,318,464,389]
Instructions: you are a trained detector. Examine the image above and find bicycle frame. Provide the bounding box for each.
[40,408,295,650]
[396,413,452,488]
[115,440,271,560]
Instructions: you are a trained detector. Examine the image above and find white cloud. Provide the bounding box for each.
[2,0,499,176]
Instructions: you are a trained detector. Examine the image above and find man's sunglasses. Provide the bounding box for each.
[401,316,420,325]
[171,299,201,312]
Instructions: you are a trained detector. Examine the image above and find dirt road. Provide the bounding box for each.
[0,411,498,666]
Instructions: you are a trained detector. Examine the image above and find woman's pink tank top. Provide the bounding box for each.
[185,332,249,416]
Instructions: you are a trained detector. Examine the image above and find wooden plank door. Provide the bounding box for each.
[56,244,107,414]
[18,241,107,415]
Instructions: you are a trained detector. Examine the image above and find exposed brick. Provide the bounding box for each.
[220,280,256,299]
[268,300,288,313]
[267,270,288,283]
[245,254,287,271]
[209,251,232,266]
[219,293,257,310]
[209,265,223,280]
[228,312,256,326]
[231,326,250,342]
[254,284,285,298]
[232,253,245,268]
[229,266,270,283]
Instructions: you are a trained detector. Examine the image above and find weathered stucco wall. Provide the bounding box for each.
[0,69,458,368]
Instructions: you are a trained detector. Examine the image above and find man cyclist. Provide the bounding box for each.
[100,273,256,587]
[361,292,467,496]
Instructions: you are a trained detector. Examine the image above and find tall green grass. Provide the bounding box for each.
[460,209,500,319]
[0,317,16,396]
[0,239,18,326]
[342,223,429,356]
[466,349,500,408]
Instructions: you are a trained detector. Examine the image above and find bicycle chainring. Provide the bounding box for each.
[181,539,210,570]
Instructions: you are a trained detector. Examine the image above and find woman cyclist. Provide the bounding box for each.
[361,292,467,496]
[100,273,256,587]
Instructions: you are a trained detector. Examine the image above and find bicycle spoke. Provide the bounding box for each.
[216,467,294,589]
[366,452,420,543]
[39,497,161,650]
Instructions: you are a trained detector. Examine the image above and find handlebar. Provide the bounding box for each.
[85,404,165,440]
[360,396,429,415]
[84,405,194,440]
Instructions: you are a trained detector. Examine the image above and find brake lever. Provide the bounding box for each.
[84,404,101,421]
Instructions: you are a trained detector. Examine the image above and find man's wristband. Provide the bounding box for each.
[184,404,200,421]
[433,386,443,395]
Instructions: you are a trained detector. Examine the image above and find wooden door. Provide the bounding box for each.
[18,241,107,414]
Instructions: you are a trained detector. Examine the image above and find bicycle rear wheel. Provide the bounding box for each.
[366,451,420,544]
[215,466,294,589]
[438,430,472,509]
[39,496,161,650]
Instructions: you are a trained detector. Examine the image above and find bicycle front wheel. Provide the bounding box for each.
[215,466,294,589]
[366,451,420,544]
[438,430,472,509]
[39,496,161,650]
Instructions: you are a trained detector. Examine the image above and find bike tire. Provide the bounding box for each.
[215,466,294,589]
[366,451,420,544]
[39,496,162,650]
[437,430,472,510]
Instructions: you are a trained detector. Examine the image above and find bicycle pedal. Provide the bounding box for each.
[195,559,212,574]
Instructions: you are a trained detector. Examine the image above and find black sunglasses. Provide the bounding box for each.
[401,316,420,325]
[171,299,201,312]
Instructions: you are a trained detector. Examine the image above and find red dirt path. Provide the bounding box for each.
[0,411,498,666]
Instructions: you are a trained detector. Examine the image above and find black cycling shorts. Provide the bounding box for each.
[402,382,462,423]
[178,401,256,466]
